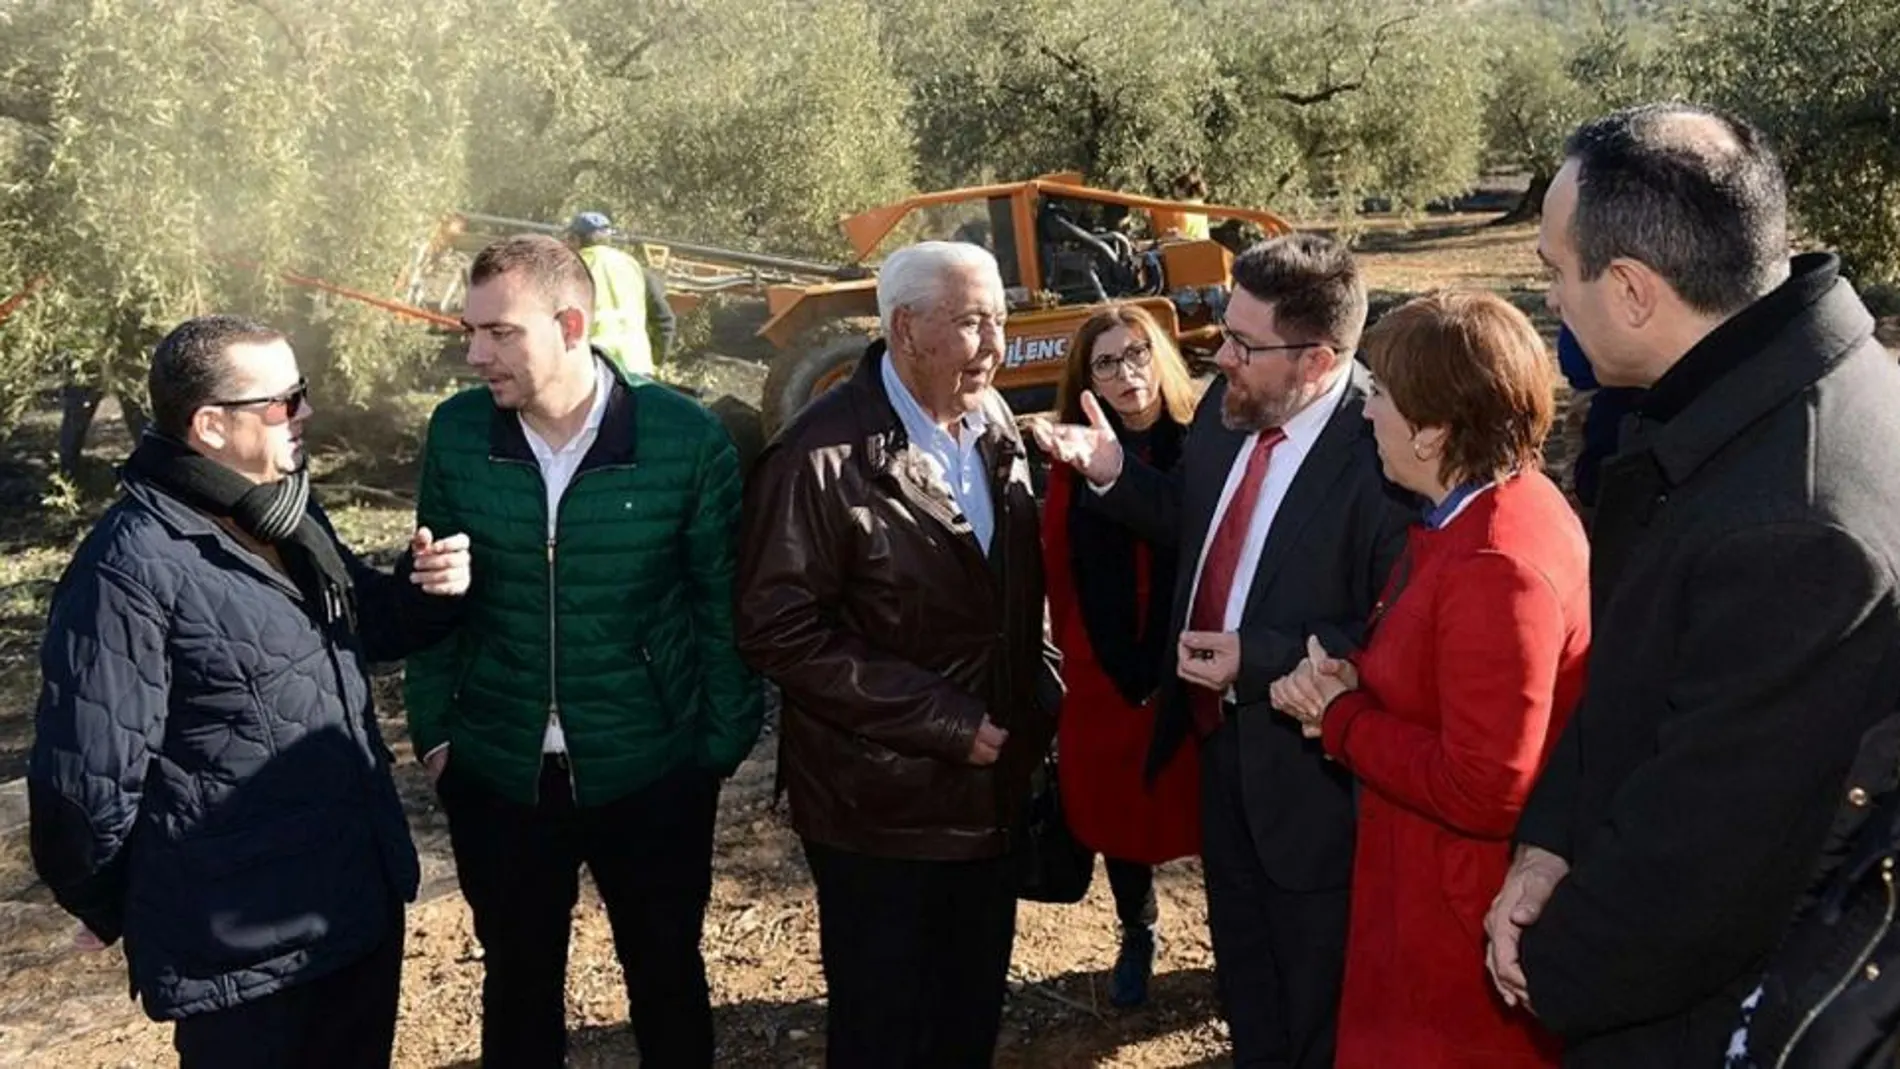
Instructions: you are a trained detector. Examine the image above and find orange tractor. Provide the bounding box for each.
[405,174,1292,434]
[747,173,1291,433]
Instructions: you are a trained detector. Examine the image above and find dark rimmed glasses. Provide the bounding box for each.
[209,377,309,424]
[1218,326,1320,366]
[1089,340,1154,381]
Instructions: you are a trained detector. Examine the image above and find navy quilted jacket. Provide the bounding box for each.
[28,472,452,1020]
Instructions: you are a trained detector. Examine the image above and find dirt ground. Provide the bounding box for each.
[1,216,1891,1068]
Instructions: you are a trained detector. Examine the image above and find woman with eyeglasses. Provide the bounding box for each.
[1268,292,1590,1067]
[1039,303,1204,1008]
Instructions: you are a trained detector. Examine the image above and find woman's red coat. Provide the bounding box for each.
[1320,472,1590,1068]
[1042,464,1200,865]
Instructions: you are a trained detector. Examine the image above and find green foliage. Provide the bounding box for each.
[1200,1,1490,215]
[1671,0,1900,286]
[891,0,1219,195]
[574,0,914,259]
[5,0,1894,444]
[0,0,477,421]
[1483,19,1595,184]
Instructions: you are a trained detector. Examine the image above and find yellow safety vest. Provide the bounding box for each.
[577,244,653,377]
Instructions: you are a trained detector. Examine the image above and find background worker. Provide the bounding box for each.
[564,210,676,377]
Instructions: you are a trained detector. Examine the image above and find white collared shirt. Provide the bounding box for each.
[882,352,995,552]
[519,358,615,754]
[1186,369,1351,699]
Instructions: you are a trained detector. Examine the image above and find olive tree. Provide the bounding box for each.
[1672,0,1900,287]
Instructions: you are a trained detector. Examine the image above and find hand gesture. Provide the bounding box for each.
[1027,390,1125,487]
[968,716,1009,766]
[409,527,472,597]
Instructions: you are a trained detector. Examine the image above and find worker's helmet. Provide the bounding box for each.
[567,211,615,243]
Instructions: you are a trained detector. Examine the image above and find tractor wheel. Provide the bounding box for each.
[761,322,877,437]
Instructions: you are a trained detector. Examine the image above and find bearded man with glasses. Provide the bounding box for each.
[30,314,472,1067]
[1033,234,1414,1068]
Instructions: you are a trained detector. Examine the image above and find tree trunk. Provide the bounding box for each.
[57,382,102,476]
[1492,170,1552,226]
[119,394,150,442]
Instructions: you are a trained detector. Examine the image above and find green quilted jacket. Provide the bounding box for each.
[403,358,762,806]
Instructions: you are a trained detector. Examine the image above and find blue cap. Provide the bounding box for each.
[568,211,613,236]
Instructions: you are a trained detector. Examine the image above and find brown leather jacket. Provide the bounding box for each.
[736,344,1060,860]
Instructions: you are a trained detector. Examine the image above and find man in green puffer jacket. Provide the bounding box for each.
[404,234,761,1069]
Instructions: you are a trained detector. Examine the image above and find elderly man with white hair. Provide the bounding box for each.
[736,241,1062,1068]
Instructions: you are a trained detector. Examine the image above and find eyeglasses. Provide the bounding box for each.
[1089,341,1154,381]
[1218,326,1320,366]
[208,377,309,424]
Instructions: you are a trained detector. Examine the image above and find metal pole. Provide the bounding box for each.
[455,212,861,280]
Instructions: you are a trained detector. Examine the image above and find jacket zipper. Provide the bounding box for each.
[546,533,573,801]
[491,453,580,804]
[1772,860,1898,1069]
[533,457,641,803]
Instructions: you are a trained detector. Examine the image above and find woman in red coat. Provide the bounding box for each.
[1271,291,1589,1068]
[1041,304,1203,1008]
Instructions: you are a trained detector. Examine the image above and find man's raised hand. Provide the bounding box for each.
[409,527,472,597]
[1028,390,1125,487]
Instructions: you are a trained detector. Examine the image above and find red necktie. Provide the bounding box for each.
[1186,428,1286,736]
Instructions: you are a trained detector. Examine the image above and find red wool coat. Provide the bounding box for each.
[1320,472,1589,1068]
[1042,465,1200,865]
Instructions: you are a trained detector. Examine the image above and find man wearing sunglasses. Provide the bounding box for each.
[1034,234,1413,1068]
[29,315,472,1067]
[405,234,761,1068]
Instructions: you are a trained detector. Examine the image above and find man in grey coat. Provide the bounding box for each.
[1486,102,1900,1068]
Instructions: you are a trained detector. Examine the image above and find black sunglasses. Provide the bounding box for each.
[209,377,309,422]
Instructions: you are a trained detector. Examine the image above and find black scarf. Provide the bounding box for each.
[1067,409,1184,706]
[125,432,356,627]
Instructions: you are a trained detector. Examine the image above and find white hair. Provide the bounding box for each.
[876,241,1004,336]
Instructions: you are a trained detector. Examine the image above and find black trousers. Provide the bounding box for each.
[1200,721,1349,1069]
[802,839,1018,1069]
[442,756,721,1069]
[173,913,404,1069]
[1105,857,1158,929]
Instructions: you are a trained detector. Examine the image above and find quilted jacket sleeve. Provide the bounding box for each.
[28,559,170,944]
[402,411,461,759]
[684,421,764,776]
[301,502,463,666]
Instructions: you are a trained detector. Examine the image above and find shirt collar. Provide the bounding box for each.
[1637,253,1837,424]
[881,350,988,447]
[1423,480,1494,529]
[1273,363,1350,455]
[520,358,614,453]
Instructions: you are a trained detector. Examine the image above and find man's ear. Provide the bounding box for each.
[1304,343,1344,385]
[190,408,226,452]
[887,306,912,358]
[555,307,588,350]
[1608,258,1661,330]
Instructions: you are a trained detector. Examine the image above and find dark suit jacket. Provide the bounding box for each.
[1089,363,1413,891]
[1515,256,1900,1068]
